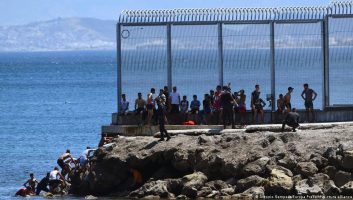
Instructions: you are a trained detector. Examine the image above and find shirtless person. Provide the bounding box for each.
[135,92,146,122]
[284,87,294,112]
[23,173,38,194]
[251,84,266,124]
[301,83,317,123]
[146,88,156,126]
[57,149,74,177]
[276,94,286,122]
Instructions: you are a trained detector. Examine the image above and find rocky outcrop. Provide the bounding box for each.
[69,123,353,198]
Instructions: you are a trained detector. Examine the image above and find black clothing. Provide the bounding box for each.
[220,92,235,128]
[220,92,234,109]
[282,112,300,131]
[57,159,65,169]
[157,103,170,140]
[36,177,49,195]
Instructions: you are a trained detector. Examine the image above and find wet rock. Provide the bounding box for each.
[296,162,318,177]
[295,179,323,195]
[220,187,235,196]
[129,180,174,198]
[236,175,269,192]
[197,186,212,197]
[242,157,270,176]
[334,170,351,187]
[266,168,293,195]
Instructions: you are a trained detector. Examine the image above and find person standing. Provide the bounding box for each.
[251,84,266,124]
[237,89,247,126]
[282,108,300,132]
[180,95,189,122]
[156,96,171,141]
[146,88,156,126]
[301,83,317,123]
[284,87,294,113]
[119,94,129,115]
[169,86,180,114]
[220,86,236,129]
[213,85,222,124]
[276,94,286,123]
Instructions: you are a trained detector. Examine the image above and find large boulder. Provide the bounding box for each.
[129,180,174,198]
[341,150,353,170]
[181,172,208,198]
[295,179,323,195]
[236,175,269,192]
[334,170,351,188]
[277,155,298,171]
[233,187,265,199]
[312,173,340,195]
[265,168,294,195]
[340,181,353,195]
[296,162,318,177]
[242,157,270,177]
[310,154,328,169]
[322,166,337,180]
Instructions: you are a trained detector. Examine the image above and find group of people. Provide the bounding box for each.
[16,147,95,197]
[119,83,317,127]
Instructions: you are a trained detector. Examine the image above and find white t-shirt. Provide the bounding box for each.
[49,170,59,180]
[170,92,180,105]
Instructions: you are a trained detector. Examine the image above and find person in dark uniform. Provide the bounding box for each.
[156,96,171,141]
[282,108,300,132]
[36,173,50,195]
[220,86,236,129]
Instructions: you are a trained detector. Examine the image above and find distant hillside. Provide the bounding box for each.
[0,18,116,52]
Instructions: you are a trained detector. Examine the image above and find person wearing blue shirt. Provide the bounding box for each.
[190,95,201,114]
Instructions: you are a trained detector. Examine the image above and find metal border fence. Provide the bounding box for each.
[117,1,353,112]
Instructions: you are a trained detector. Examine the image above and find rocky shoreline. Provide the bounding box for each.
[70,123,353,199]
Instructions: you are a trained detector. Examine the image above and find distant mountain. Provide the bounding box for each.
[0,18,116,52]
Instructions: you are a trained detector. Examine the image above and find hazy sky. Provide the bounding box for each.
[0,0,330,26]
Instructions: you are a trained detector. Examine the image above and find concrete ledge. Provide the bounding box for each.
[102,121,353,136]
[111,109,353,126]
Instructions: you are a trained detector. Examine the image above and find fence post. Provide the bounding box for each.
[270,22,276,114]
[167,24,173,91]
[322,17,330,108]
[218,23,224,86]
[117,23,122,113]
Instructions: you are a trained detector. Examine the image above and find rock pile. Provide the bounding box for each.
[70,124,353,198]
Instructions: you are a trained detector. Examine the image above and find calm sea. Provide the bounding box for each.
[0,48,351,199]
[0,51,116,199]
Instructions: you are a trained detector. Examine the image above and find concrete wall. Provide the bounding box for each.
[111,109,353,126]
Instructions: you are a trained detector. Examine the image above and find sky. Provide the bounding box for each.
[0,0,330,26]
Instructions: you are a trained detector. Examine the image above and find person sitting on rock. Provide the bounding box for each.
[282,108,300,132]
[23,173,38,194]
[15,186,33,197]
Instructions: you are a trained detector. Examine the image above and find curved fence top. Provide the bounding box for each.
[119,1,353,24]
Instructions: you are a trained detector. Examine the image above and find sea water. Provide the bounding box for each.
[0,49,352,199]
[0,51,116,199]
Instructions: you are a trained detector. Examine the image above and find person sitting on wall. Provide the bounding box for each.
[180,95,189,122]
[134,92,146,121]
[119,94,129,115]
[282,108,300,132]
[190,95,201,124]
[251,84,266,124]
